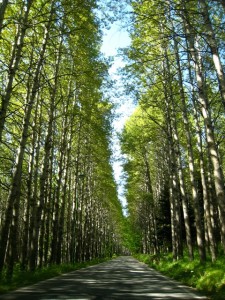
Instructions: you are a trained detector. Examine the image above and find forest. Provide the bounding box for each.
[0,0,124,280]
[121,0,225,263]
[0,0,225,297]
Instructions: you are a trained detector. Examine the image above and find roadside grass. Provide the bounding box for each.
[134,252,225,300]
[0,257,111,294]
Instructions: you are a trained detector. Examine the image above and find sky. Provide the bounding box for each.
[101,22,135,212]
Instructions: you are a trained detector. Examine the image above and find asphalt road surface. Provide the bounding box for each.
[1,256,209,299]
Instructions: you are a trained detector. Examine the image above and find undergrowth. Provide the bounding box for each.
[134,252,225,300]
[0,257,111,294]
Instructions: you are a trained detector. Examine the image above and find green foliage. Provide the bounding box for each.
[0,0,125,277]
[120,216,140,253]
[135,252,225,300]
[121,0,225,264]
[120,102,171,254]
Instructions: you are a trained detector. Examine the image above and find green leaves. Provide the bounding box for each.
[120,0,225,260]
[0,0,125,276]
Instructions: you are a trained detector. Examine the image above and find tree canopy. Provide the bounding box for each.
[121,0,225,263]
[0,0,124,279]
[1,0,225,282]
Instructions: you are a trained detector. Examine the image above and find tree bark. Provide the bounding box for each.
[0,4,54,276]
[199,0,225,111]
[172,30,206,261]
[162,43,192,260]
[30,32,62,270]
[183,1,225,253]
[0,0,9,35]
[0,0,33,141]
[185,44,218,261]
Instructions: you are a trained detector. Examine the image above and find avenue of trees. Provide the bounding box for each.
[121,0,225,263]
[0,0,124,279]
[1,0,225,283]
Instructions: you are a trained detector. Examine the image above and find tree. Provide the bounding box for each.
[0,0,125,278]
[121,0,225,262]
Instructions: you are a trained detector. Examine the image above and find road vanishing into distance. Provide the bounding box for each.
[1,256,208,299]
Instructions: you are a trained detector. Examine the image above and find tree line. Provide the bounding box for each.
[121,0,225,263]
[0,0,124,279]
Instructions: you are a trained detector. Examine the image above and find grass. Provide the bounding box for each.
[0,257,112,294]
[2,253,225,299]
[134,252,225,300]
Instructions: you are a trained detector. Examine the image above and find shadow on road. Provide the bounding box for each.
[1,256,209,299]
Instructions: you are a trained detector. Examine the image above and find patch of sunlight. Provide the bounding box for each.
[43,298,91,300]
[146,293,206,299]
[82,279,97,283]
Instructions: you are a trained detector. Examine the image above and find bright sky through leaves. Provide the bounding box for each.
[101,22,133,212]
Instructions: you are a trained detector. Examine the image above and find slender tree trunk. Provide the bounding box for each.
[173,31,206,261]
[143,151,159,254]
[28,99,43,270]
[56,108,70,264]
[183,25,218,261]
[61,129,73,263]
[38,204,47,268]
[20,54,37,271]
[43,142,54,266]
[0,0,9,35]
[0,0,33,141]
[196,48,225,252]
[206,152,220,243]
[21,134,35,270]
[183,2,225,252]
[198,0,225,111]
[199,133,217,261]
[30,33,62,270]
[71,119,83,262]
[167,117,182,261]
[0,5,54,276]
[162,44,192,260]
[66,170,73,262]
[50,150,64,264]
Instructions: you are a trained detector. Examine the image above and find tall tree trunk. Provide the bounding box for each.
[56,104,70,264]
[66,170,73,262]
[21,114,37,270]
[30,33,62,270]
[0,0,33,141]
[162,43,192,260]
[20,52,38,271]
[198,130,217,261]
[0,5,54,277]
[173,30,205,261]
[182,22,218,261]
[143,151,159,254]
[28,98,43,270]
[70,119,82,263]
[43,147,54,265]
[198,0,225,111]
[166,111,183,261]
[183,1,225,252]
[0,0,9,35]
[186,48,218,261]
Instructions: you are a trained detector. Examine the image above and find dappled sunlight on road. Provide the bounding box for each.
[1,257,208,299]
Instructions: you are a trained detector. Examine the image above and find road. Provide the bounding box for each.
[1,256,209,299]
